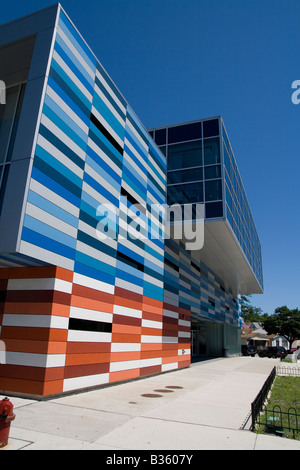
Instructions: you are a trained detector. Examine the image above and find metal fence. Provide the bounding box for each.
[251,365,300,439]
[276,365,300,377]
[251,366,276,431]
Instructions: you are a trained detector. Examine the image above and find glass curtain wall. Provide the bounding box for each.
[0,83,26,214]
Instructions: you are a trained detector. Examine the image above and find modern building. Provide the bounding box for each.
[0,4,263,398]
[149,119,263,358]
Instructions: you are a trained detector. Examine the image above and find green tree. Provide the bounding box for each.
[262,306,300,348]
[241,295,268,323]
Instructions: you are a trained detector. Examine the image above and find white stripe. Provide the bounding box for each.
[113,305,142,319]
[30,179,80,218]
[126,118,148,152]
[3,314,51,328]
[91,105,124,149]
[70,306,113,323]
[76,240,117,267]
[63,373,110,392]
[57,26,95,80]
[37,133,84,179]
[111,343,141,352]
[109,359,140,372]
[67,330,112,343]
[162,362,178,372]
[7,278,55,291]
[93,82,126,127]
[88,137,122,176]
[41,114,86,160]
[115,277,143,295]
[46,85,89,135]
[53,50,93,102]
[19,241,75,271]
[77,220,118,251]
[73,272,114,295]
[85,163,120,199]
[141,335,163,343]
[141,319,163,329]
[95,68,126,116]
[26,202,78,239]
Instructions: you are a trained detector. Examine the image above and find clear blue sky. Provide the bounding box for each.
[2,0,300,315]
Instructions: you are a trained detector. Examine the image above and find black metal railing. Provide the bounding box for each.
[276,365,300,377]
[251,366,276,431]
[255,405,299,439]
[251,365,300,439]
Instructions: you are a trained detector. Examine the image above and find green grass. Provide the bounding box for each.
[255,376,300,439]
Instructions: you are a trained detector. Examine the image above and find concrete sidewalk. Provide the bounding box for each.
[1,356,300,451]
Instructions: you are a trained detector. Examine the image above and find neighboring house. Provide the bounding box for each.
[241,322,289,351]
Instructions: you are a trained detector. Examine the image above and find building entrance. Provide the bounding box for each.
[191,322,209,356]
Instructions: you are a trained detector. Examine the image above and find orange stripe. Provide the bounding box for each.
[55,267,73,283]
[51,303,70,317]
[4,302,53,315]
[65,353,111,366]
[71,295,114,312]
[111,333,141,343]
[110,351,140,362]
[114,296,142,310]
[43,380,64,396]
[141,327,162,336]
[109,369,140,383]
[112,324,141,335]
[0,377,44,395]
[141,343,162,351]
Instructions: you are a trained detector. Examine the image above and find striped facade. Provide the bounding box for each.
[0,6,190,397]
[0,5,261,398]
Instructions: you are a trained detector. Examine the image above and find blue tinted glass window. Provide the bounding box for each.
[167,182,203,205]
[203,119,219,138]
[204,165,221,180]
[168,122,202,144]
[206,201,223,218]
[168,140,202,170]
[167,167,203,184]
[204,137,220,165]
[159,145,166,156]
[155,128,166,145]
[205,179,222,201]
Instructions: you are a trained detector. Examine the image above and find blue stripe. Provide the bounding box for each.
[43,102,88,151]
[22,227,76,260]
[47,76,90,127]
[59,12,97,71]
[85,154,121,192]
[31,169,81,208]
[116,268,143,287]
[92,93,125,141]
[86,145,121,185]
[74,261,115,285]
[51,59,92,112]
[54,37,94,92]
[75,251,116,277]
[35,144,83,190]
[83,172,119,207]
[23,215,77,249]
[27,190,79,228]
[44,94,88,144]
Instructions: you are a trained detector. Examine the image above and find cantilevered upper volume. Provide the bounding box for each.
[149,117,263,295]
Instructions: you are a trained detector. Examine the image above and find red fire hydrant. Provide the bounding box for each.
[0,397,15,448]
